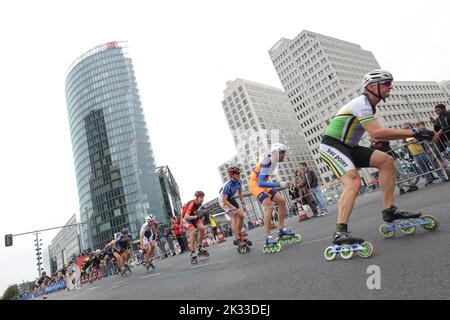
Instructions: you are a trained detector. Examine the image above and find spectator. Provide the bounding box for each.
[300,162,328,216]
[294,168,320,218]
[288,182,300,200]
[404,122,437,186]
[156,227,168,258]
[416,121,449,182]
[172,216,188,254]
[209,215,219,243]
[432,104,450,151]
[164,225,176,256]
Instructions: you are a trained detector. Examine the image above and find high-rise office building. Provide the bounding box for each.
[220,79,316,190]
[439,80,450,99]
[65,41,165,249]
[269,30,380,181]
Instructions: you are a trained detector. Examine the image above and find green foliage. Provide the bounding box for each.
[1,284,20,300]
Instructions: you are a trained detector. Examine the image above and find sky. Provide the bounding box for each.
[0,0,449,294]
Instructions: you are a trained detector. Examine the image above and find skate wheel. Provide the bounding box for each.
[379,223,395,238]
[275,243,282,253]
[246,246,250,252]
[295,234,302,242]
[288,237,295,244]
[421,215,439,231]
[357,242,374,259]
[399,220,416,235]
[280,238,287,244]
[324,246,337,261]
[246,240,253,246]
[339,246,354,260]
[262,247,268,254]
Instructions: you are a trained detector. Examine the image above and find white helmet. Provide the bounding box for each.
[146,214,155,222]
[362,69,393,89]
[95,249,101,255]
[270,143,288,153]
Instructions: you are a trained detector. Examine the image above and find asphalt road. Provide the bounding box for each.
[49,181,450,300]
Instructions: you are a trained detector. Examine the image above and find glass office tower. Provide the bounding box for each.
[65,42,165,249]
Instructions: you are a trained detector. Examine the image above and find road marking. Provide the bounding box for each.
[139,272,161,279]
[109,285,120,290]
[191,263,214,269]
[113,280,125,285]
[88,287,98,290]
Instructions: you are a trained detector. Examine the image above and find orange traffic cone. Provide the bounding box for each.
[217,227,226,243]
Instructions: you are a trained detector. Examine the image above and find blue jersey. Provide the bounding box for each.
[219,180,242,199]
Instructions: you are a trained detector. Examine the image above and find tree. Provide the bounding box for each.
[1,284,20,300]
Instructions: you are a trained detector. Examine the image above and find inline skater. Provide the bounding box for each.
[183,191,208,262]
[115,228,133,275]
[249,143,296,251]
[80,254,93,283]
[140,214,158,270]
[219,166,250,251]
[34,271,51,300]
[319,69,435,245]
[89,250,104,283]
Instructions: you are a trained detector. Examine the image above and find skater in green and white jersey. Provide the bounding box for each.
[319,69,437,244]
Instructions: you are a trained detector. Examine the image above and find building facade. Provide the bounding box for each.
[220,79,316,191]
[269,30,380,181]
[47,215,80,272]
[65,41,165,249]
[156,166,183,220]
[439,80,450,99]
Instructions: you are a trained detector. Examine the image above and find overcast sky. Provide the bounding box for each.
[1,0,449,294]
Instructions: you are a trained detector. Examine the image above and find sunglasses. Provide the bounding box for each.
[380,81,393,87]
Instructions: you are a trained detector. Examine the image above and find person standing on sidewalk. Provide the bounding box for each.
[294,168,320,217]
[171,216,187,254]
[404,122,437,186]
[300,162,329,216]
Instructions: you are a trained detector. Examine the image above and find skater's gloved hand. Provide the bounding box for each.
[412,128,434,141]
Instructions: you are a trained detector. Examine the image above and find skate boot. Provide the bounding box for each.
[382,205,421,222]
[125,263,131,273]
[190,251,198,265]
[333,231,365,245]
[379,206,438,238]
[277,228,302,245]
[262,236,281,254]
[236,239,250,254]
[197,245,209,257]
[323,231,374,261]
[232,232,252,246]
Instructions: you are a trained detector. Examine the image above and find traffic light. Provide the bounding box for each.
[5,234,13,247]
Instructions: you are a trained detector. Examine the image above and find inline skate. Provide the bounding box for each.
[379,206,438,238]
[323,231,374,261]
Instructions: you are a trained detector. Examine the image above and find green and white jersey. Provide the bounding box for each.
[324,95,377,147]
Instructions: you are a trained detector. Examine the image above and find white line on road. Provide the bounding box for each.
[139,272,161,279]
[109,285,120,290]
[113,280,125,285]
[88,287,98,290]
[191,263,214,269]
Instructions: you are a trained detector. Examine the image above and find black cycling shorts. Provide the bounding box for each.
[319,136,376,179]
